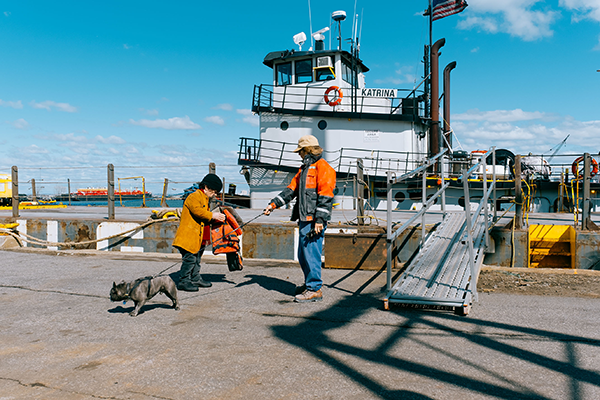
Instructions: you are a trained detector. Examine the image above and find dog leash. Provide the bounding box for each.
[153,211,265,277]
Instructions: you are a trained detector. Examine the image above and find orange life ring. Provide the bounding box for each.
[324,86,343,107]
[572,156,599,178]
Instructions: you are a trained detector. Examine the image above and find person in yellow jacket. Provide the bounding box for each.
[173,174,225,292]
[264,135,336,303]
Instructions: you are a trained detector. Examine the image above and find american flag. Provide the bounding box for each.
[432,0,468,21]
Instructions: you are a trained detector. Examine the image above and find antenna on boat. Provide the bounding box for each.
[307,0,314,49]
[293,32,307,50]
[312,27,329,51]
[332,10,346,50]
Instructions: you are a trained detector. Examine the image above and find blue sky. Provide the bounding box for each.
[1,1,599,197]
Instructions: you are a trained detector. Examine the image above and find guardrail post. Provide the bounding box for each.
[161,178,169,207]
[559,173,564,212]
[31,178,37,202]
[462,167,477,301]
[11,166,19,217]
[514,155,523,229]
[421,164,427,248]
[482,153,490,251]
[67,179,72,205]
[441,155,446,217]
[386,171,393,292]
[107,164,115,220]
[357,158,365,225]
[582,153,591,230]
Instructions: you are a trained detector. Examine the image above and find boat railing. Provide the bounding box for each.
[251,84,424,118]
[238,137,427,177]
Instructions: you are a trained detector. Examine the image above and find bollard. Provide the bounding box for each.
[108,164,115,220]
[11,166,19,217]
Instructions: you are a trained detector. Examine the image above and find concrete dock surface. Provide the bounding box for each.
[1,250,600,399]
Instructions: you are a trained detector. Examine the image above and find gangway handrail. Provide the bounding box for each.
[385,147,497,311]
[458,146,496,302]
[385,150,448,291]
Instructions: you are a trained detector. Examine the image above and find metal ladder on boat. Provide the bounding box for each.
[383,148,496,315]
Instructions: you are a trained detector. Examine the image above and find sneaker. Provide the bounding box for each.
[177,281,199,292]
[294,289,323,303]
[191,278,212,288]
[294,284,307,295]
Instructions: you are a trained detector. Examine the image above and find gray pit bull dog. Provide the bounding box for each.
[110,275,179,317]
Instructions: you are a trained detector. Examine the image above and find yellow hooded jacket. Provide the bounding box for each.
[172,189,213,254]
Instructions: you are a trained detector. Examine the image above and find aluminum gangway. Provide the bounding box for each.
[383,148,496,315]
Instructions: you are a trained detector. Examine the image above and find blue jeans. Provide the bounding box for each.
[297,221,326,291]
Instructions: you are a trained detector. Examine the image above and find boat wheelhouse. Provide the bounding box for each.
[238,14,430,209]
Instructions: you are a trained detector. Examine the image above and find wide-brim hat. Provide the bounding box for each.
[293,135,320,152]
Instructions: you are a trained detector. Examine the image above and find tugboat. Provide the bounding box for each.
[238,9,430,211]
[238,9,600,214]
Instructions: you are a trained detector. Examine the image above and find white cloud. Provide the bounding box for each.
[30,100,78,112]
[451,113,600,156]
[123,44,131,50]
[453,108,547,122]
[3,11,10,17]
[457,1,558,41]
[373,66,417,86]
[205,116,225,126]
[11,118,29,129]
[237,109,259,127]
[0,99,23,109]
[129,115,201,130]
[214,103,233,111]
[23,144,49,154]
[95,135,126,144]
[560,0,600,22]
[139,108,159,116]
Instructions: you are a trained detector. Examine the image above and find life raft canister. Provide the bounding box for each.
[324,86,343,107]
[571,156,599,178]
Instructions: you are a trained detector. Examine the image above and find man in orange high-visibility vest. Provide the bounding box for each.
[264,135,336,302]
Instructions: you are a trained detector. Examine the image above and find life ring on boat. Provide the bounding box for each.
[324,86,343,107]
[571,156,599,178]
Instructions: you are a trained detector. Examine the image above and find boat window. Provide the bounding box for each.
[316,67,335,82]
[342,59,355,86]
[295,59,312,84]
[276,62,292,86]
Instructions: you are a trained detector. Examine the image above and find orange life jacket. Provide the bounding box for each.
[211,209,242,254]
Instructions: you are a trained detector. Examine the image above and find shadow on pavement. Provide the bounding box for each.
[272,292,600,400]
[235,274,297,295]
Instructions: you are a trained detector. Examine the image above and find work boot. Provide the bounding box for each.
[191,277,212,288]
[294,284,307,295]
[177,281,199,292]
[294,289,323,303]
[190,262,212,287]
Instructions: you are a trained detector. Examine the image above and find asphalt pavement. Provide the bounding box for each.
[1,249,599,399]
